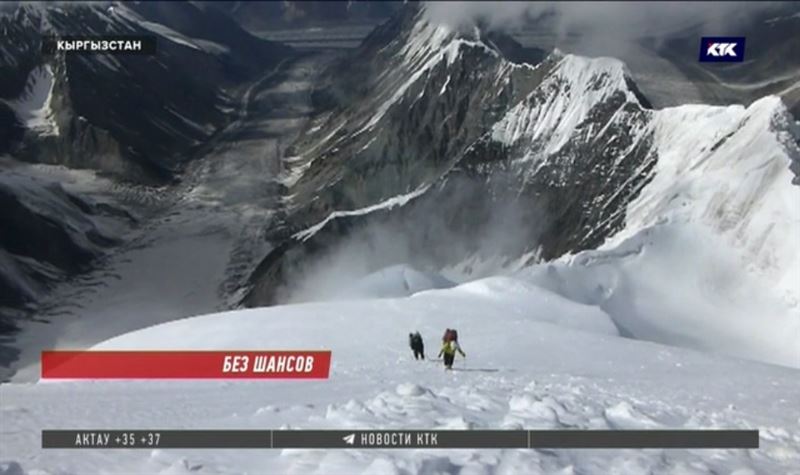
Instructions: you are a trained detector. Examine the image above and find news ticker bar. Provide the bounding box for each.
[42,430,759,449]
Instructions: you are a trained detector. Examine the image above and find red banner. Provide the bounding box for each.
[41,351,332,379]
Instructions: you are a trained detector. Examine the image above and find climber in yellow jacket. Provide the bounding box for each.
[438,328,466,370]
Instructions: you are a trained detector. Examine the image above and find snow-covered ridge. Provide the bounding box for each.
[483,43,799,312]
[293,186,430,242]
[513,96,800,368]
[617,96,800,305]
[94,275,621,353]
[491,53,642,153]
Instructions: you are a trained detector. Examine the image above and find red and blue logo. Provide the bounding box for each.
[699,37,746,62]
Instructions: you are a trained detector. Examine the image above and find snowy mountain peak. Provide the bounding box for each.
[399,12,454,64]
[490,52,646,153]
[399,9,533,71]
[554,54,634,98]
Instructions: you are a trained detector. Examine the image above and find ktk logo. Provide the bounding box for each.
[706,43,737,57]
[699,37,746,62]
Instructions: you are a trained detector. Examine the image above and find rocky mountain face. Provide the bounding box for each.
[0,2,292,183]
[243,6,647,305]
[0,2,293,327]
[243,4,799,307]
[0,169,130,310]
[280,8,550,223]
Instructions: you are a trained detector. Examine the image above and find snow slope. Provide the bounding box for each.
[522,222,800,368]
[630,97,800,306]
[2,277,799,474]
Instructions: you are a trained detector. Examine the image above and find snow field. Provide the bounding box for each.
[2,275,799,473]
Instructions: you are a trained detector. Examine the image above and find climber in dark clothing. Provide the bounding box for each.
[409,332,425,360]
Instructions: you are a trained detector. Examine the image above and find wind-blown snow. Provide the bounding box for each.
[2,277,798,474]
[2,65,59,136]
[325,264,456,300]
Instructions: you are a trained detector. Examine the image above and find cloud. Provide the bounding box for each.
[280,171,548,304]
[423,1,792,42]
